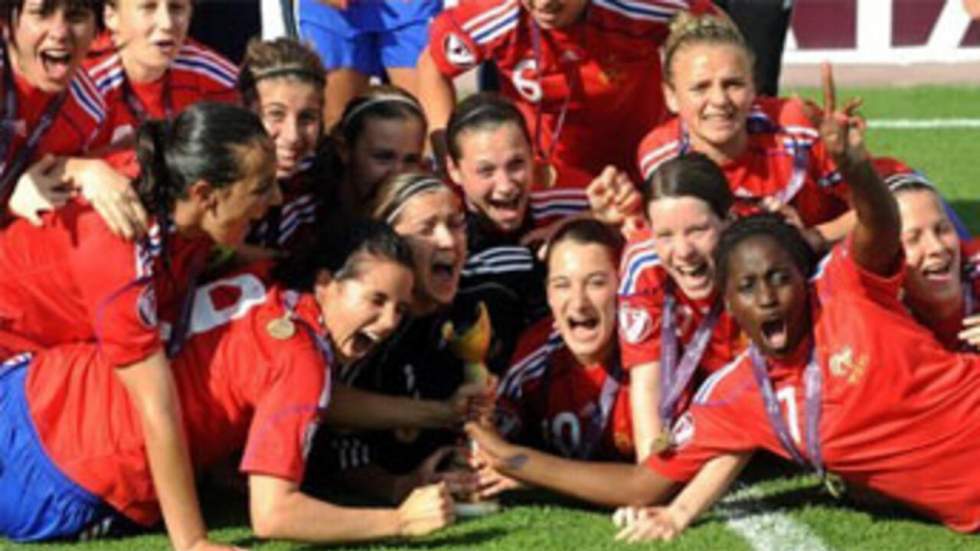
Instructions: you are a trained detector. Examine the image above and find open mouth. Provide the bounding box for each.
[673,261,712,292]
[40,50,72,81]
[350,329,381,357]
[430,256,459,291]
[760,317,788,351]
[487,195,523,223]
[152,39,177,54]
[567,314,600,339]
[921,259,954,282]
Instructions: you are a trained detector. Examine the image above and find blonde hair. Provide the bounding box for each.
[238,37,326,106]
[663,12,754,86]
[367,171,454,225]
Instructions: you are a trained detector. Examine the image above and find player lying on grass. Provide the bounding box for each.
[468,65,980,537]
[0,221,454,545]
[609,66,980,542]
[491,218,634,479]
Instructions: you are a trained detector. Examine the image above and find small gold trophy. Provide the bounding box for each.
[442,302,500,517]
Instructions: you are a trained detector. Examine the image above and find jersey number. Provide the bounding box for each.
[776,386,801,445]
[187,274,268,337]
[543,412,580,457]
[512,58,542,103]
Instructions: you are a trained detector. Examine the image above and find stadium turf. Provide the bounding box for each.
[7,85,980,550]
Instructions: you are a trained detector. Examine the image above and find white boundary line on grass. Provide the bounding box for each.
[718,485,835,551]
[867,118,980,129]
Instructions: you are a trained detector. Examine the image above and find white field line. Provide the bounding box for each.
[716,484,835,551]
[867,118,980,129]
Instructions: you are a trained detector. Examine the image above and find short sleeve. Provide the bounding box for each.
[427,3,492,77]
[816,237,905,311]
[240,340,328,482]
[68,213,161,366]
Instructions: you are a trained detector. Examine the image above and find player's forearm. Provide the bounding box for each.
[116,352,207,551]
[417,49,455,162]
[496,444,676,507]
[667,453,751,530]
[843,156,901,275]
[630,362,664,463]
[323,385,454,430]
[250,475,401,542]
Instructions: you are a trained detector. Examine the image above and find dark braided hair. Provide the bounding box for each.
[713,213,818,292]
[134,102,271,266]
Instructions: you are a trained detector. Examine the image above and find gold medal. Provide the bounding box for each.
[651,428,672,453]
[266,316,295,340]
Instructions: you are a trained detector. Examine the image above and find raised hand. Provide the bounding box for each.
[8,155,71,225]
[812,63,867,169]
[396,482,456,537]
[586,166,643,229]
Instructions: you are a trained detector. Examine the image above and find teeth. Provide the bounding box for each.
[362,330,380,343]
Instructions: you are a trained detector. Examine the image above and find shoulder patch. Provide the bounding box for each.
[444,32,477,68]
[619,305,652,344]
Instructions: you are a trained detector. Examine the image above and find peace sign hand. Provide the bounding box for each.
[811,63,868,169]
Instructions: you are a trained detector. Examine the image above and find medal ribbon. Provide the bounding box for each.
[0,44,68,202]
[658,282,722,430]
[529,21,574,166]
[577,353,623,459]
[282,290,334,409]
[748,344,825,477]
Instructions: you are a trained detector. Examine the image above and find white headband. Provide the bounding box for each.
[342,94,423,129]
[384,178,448,225]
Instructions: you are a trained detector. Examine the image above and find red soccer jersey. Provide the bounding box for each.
[429,0,714,180]
[646,239,980,533]
[27,280,331,525]
[617,230,744,374]
[911,239,980,350]
[0,42,107,200]
[0,200,211,365]
[497,317,634,461]
[636,97,850,228]
[85,36,239,177]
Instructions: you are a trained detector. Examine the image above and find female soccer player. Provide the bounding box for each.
[305,171,483,504]
[419,0,715,180]
[618,153,744,461]
[328,85,427,220]
[496,218,633,466]
[0,221,456,544]
[446,92,593,373]
[636,12,852,250]
[0,0,106,209]
[85,0,238,176]
[0,102,280,551]
[882,159,980,350]
[614,66,980,541]
[238,37,327,254]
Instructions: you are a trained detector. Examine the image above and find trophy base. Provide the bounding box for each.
[454,499,500,517]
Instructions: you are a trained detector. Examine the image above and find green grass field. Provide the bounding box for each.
[7,85,980,551]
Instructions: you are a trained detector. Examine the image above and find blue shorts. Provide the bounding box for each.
[0,355,118,542]
[299,14,431,75]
